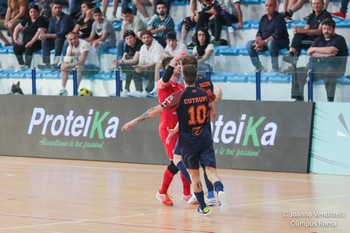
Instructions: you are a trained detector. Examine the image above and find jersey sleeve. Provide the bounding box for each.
[161,89,184,110]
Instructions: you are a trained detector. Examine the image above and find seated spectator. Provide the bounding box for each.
[283,0,331,67]
[0,0,28,45]
[87,7,116,62]
[102,0,119,20]
[59,31,100,96]
[114,30,143,97]
[0,0,6,21]
[37,0,74,70]
[293,18,348,102]
[192,28,214,76]
[33,0,53,22]
[132,0,172,22]
[146,1,174,48]
[129,30,164,97]
[246,0,289,72]
[153,31,187,95]
[278,0,309,22]
[64,0,85,20]
[61,1,95,59]
[13,4,48,69]
[117,6,147,59]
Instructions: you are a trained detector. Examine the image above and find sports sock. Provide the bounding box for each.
[194,191,207,209]
[180,173,191,196]
[159,168,175,194]
[177,162,191,183]
[213,181,224,193]
[203,170,215,198]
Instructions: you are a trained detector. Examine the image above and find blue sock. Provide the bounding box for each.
[214,181,224,193]
[203,170,214,198]
[194,191,207,209]
[177,161,191,183]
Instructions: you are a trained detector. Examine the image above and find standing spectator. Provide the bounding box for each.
[87,7,116,62]
[192,28,214,76]
[37,0,74,70]
[146,1,174,48]
[59,31,100,96]
[283,0,332,66]
[129,30,164,97]
[329,0,349,19]
[114,30,143,97]
[246,0,289,72]
[13,4,48,69]
[0,0,29,45]
[117,7,147,59]
[305,18,347,102]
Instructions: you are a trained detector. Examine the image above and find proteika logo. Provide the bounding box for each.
[211,114,277,146]
[27,107,119,139]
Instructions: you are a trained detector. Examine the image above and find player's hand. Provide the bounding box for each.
[121,120,137,132]
[166,127,177,144]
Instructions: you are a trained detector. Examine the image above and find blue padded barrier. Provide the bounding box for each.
[38,70,61,79]
[210,73,227,82]
[337,76,350,84]
[103,47,118,55]
[92,71,114,80]
[337,19,350,28]
[226,73,248,82]
[247,72,269,82]
[241,0,260,4]
[0,46,8,54]
[232,21,251,30]
[0,70,9,78]
[112,21,122,31]
[217,46,240,55]
[7,70,27,78]
[268,73,291,83]
[213,45,230,55]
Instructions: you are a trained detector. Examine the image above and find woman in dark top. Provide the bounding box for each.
[13,4,48,69]
[192,28,214,77]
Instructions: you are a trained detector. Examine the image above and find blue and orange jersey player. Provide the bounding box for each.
[122,64,231,216]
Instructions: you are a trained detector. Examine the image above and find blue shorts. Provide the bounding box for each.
[181,143,216,170]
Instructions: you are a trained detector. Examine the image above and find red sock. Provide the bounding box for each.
[159,168,174,194]
[180,173,191,196]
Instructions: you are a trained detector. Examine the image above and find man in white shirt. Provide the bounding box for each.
[129,30,164,97]
[59,32,100,96]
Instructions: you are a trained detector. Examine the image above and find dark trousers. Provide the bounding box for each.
[13,42,42,67]
[290,33,315,57]
[135,67,155,93]
[42,37,65,64]
[120,64,143,92]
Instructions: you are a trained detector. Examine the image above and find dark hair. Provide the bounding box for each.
[156,1,167,7]
[182,55,198,68]
[140,30,153,38]
[29,4,40,12]
[122,7,133,15]
[194,28,210,45]
[166,31,177,40]
[162,57,173,69]
[93,7,102,14]
[321,18,336,28]
[82,1,94,9]
[124,30,136,38]
[182,64,198,85]
[52,0,62,6]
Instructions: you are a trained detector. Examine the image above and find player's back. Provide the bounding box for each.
[195,74,214,93]
[176,86,212,149]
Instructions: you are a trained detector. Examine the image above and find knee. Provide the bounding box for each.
[167,161,179,174]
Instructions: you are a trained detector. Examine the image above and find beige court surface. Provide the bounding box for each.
[0,156,349,233]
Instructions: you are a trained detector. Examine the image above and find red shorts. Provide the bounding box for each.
[159,127,178,160]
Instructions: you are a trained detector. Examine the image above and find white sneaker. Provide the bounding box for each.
[228,26,234,34]
[218,191,231,214]
[206,197,216,206]
[120,89,129,97]
[186,193,199,205]
[59,89,68,96]
[180,194,192,202]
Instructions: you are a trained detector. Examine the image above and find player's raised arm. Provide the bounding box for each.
[121,105,164,132]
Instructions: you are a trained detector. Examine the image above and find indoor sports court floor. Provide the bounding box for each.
[0,156,349,233]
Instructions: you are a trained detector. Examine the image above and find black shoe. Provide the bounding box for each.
[37,63,50,70]
[283,53,297,64]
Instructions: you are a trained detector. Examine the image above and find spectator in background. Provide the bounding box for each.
[0,0,29,45]
[217,0,244,31]
[102,0,119,20]
[147,1,174,48]
[278,0,308,22]
[192,28,214,76]
[305,18,347,102]
[59,31,100,96]
[246,0,289,72]
[114,30,143,97]
[61,1,95,59]
[128,30,164,97]
[37,0,74,70]
[117,6,147,59]
[0,0,9,45]
[152,31,187,96]
[13,4,48,69]
[87,7,116,61]
[283,0,331,67]
[34,0,54,22]
[132,0,172,23]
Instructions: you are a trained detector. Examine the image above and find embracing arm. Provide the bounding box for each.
[122,105,163,131]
